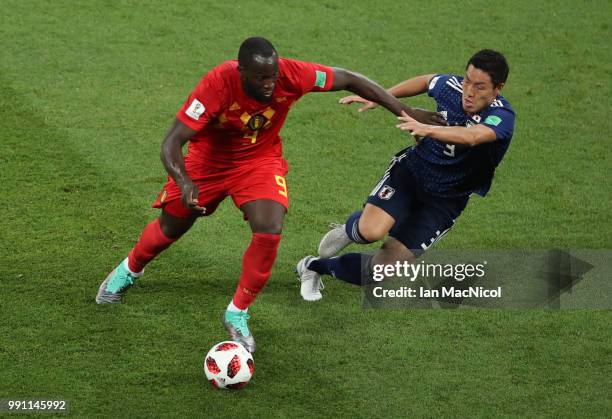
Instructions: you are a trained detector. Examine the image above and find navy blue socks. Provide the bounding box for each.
[308,253,373,286]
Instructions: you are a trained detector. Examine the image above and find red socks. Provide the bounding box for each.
[127,218,178,273]
[232,233,282,310]
[126,221,280,310]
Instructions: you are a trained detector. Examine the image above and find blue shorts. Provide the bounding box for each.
[366,153,469,257]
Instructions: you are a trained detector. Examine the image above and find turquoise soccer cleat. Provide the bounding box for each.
[223,310,256,353]
[96,258,141,304]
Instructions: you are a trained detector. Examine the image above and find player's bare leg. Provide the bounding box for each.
[223,199,285,352]
[371,237,416,266]
[158,209,199,239]
[96,210,198,304]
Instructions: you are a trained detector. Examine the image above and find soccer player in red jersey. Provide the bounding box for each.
[96,37,444,352]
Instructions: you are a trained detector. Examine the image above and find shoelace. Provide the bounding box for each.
[234,312,251,336]
[107,270,136,294]
[317,277,325,291]
[121,272,136,290]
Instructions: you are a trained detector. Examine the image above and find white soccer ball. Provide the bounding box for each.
[203,341,254,389]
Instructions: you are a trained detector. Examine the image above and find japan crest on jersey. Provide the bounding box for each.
[378,185,395,200]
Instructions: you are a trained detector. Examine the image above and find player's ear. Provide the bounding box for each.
[495,82,505,93]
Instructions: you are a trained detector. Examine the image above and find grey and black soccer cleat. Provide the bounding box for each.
[318,223,352,258]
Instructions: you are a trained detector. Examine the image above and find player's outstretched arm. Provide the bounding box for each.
[396,112,497,146]
[339,74,435,112]
[387,74,434,98]
[331,68,445,126]
[160,118,206,215]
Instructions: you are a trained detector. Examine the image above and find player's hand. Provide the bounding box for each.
[409,108,447,126]
[396,111,430,140]
[179,180,206,215]
[338,95,378,112]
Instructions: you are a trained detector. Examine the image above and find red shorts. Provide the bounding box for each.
[153,157,289,218]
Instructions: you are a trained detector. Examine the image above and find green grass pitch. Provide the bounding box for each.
[1,1,611,417]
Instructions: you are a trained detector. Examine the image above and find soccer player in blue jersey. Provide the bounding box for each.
[297,49,515,300]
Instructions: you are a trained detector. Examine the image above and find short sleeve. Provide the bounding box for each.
[176,65,226,131]
[280,58,335,96]
[427,74,449,100]
[481,107,515,141]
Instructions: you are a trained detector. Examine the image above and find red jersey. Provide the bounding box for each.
[176,58,335,168]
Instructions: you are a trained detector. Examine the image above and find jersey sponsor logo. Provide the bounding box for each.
[315,70,327,88]
[377,185,395,200]
[186,98,205,120]
[229,102,240,111]
[485,115,502,126]
[490,99,504,108]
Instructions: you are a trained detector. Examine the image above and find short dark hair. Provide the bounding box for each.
[238,37,277,67]
[466,49,509,87]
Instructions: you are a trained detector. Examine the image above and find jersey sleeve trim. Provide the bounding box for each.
[176,107,204,131]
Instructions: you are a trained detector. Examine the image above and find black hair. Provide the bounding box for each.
[466,49,509,87]
[238,37,277,67]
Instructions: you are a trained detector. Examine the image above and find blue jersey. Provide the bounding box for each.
[403,74,516,197]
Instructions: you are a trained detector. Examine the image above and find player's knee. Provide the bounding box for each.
[262,223,283,234]
[357,222,387,243]
[159,212,196,239]
[251,219,283,234]
[160,222,187,239]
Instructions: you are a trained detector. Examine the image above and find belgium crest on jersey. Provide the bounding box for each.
[247,114,268,131]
